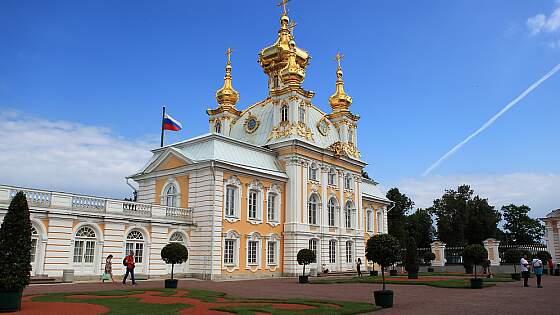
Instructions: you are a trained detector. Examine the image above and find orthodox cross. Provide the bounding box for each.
[277,0,290,15]
[288,20,297,33]
[335,52,344,68]
[225,48,233,63]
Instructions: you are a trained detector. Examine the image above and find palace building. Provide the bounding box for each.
[0,5,391,280]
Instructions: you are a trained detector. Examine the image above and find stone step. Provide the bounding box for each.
[30,275,58,284]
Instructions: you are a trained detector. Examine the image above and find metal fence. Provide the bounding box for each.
[498,244,547,261]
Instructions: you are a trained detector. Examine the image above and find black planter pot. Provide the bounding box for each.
[373,290,394,308]
[165,279,179,288]
[0,289,23,312]
[470,278,484,289]
[511,273,521,281]
[427,267,435,273]
[369,270,378,277]
[299,276,309,284]
[389,269,398,276]
[408,273,419,279]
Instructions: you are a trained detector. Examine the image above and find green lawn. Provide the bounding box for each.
[311,275,516,288]
[30,288,379,315]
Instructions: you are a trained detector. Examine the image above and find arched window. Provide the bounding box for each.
[328,168,337,186]
[344,174,352,190]
[164,184,178,207]
[346,241,353,263]
[348,128,354,143]
[224,176,241,220]
[267,192,278,222]
[169,232,184,243]
[126,230,145,264]
[308,163,318,181]
[308,194,318,225]
[345,201,354,229]
[73,226,96,263]
[214,121,222,133]
[327,197,337,227]
[366,209,373,232]
[376,209,383,234]
[281,104,289,122]
[225,185,236,217]
[329,240,336,263]
[298,106,305,122]
[31,226,39,263]
[248,189,259,220]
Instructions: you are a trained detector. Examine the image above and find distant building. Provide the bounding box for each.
[543,209,560,263]
[0,5,391,280]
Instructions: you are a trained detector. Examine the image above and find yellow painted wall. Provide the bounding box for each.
[155,174,189,208]
[155,155,188,171]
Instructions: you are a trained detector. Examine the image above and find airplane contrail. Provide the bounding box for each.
[422,62,560,177]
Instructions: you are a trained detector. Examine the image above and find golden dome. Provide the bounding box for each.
[279,41,305,86]
[328,52,353,112]
[215,48,239,107]
[258,13,310,79]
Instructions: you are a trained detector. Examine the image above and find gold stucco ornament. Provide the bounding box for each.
[267,121,314,141]
[328,141,361,159]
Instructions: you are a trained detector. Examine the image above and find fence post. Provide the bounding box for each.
[430,240,446,268]
[483,238,500,266]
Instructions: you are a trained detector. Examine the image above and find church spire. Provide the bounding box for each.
[328,52,353,112]
[215,48,239,107]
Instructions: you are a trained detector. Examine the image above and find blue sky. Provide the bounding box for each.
[1,0,559,217]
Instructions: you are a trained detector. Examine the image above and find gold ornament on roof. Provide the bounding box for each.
[328,52,353,112]
[267,121,314,142]
[215,47,240,107]
[280,41,305,86]
[328,141,361,159]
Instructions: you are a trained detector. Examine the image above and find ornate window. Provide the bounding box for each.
[73,226,96,263]
[298,106,306,123]
[329,240,336,264]
[169,232,184,243]
[366,209,373,232]
[126,230,145,264]
[328,197,337,227]
[344,174,352,190]
[348,128,354,143]
[214,121,221,133]
[377,209,383,234]
[163,184,178,207]
[31,226,39,262]
[346,241,353,263]
[281,104,289,122]
[247,181,263,222]
[345,201,354,229]
[308,239,317,256]
[224,176,241,220]
[308,194,319,225]
[267,192,277,222]
[328,168,337,186]
[224,239,235,265]
[308,163,318,181]
[267,240,278,265]
[246,233,261,268]
[225,186,236,217]
[248,190,258,220]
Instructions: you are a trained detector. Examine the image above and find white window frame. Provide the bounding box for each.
[344,174,352,190]
[346,241,353,263]
[281,104,289,122]
[125,229,145,264]
[327,197,337,227]
[224,239,236,265]
[246,232,262,269]
[308,238,317,256]
[266,184,281,226]
[223,176,242,222]
[328,168,337,186]
[308,193,319,225]
[308,163,318,181]
[73,226,97,263]
[298,105,306,123]
[345,201,354,229]
[266,234,280,268]
[246,180,264,223]
[329,240,336,264]
[223,230,241,270]
[376,209,383,234]
[161,181,180,207]
[366,209,373,232]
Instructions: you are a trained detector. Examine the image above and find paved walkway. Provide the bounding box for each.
[24,276,560,314]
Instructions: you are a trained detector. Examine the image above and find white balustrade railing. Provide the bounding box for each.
[9,189,51,207]
[165,206,193,220]
[72,196,106,212]
[122,201,152,217]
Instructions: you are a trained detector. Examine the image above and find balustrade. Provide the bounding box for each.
[72,196,106,212]
[9,189,51,207]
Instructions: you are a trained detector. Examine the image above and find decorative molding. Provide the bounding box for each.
[327,141,361,159]
[267,122,314,141]
[244,113,260,134]
[316,117,330,136]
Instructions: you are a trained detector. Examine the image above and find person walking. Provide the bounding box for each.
[122,250,137,285]
[520,254,530,287]
[357,258,363,277]
[532,257,544,288]
[103,255,115,283]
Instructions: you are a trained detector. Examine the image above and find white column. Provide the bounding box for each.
[483,238,500,266]
[430,241,446,267]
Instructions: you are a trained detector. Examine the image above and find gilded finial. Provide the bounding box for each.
[329,51,352,112]
[215,48,239,107]
[335,52,343,69]
[277,0,290,16]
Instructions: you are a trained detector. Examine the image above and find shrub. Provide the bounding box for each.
[161,242,189,280]
[0,192,32,291]
[463,244,488,279]
[297,249,316,277]
[423,252,436,265]
[536,251,551,263]
[365,234,401,290]
[503,249,523,273]
[404,237,419,273]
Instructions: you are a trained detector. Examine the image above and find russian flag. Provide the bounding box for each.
[163,114,182,131]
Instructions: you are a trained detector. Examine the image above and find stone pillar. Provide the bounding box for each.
[483,238,501,266]
[430,240,446,267]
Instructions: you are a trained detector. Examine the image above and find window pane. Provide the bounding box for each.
[267,241,276,264]
[135,243,144,263]
[84,240,95,263]
[224,240,234,264]
[31,239,37,262]
[73,240,84,263]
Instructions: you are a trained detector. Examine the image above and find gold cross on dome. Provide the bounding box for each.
[288,20,297,32]
[225,48,233,63]
[277,0,290,15]
[335,52,344,67]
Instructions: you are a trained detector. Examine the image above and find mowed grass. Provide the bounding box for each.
[30,288,379,315]
[311,274,517,288]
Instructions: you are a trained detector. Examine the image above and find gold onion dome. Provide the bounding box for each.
[258,12,310,78]
[329,52,353,112]
[215,48,239,107]
[280,40,305,85]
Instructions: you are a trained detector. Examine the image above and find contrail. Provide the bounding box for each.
[423,63,560,176]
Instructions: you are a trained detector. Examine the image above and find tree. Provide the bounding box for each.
[423,252,436,265]
[386,188,414,246]
[404,209,434,248]
[464,195,501,244]
[365,234,401,290]
[502,204,545,244]
[160,243,189,280]
[463,244,488,279]
[0,192,32,291]
[297,249,316,277]
[404,237,419,274]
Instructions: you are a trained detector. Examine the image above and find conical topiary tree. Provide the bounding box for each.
[0,192,32,291]
[404,237,419,275]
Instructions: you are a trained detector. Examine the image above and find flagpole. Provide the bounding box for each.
[160,105,166,147]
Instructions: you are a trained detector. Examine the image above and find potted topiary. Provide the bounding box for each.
[503,249,522,280]
[404,237,419,279]
[160,242,189,288]
[0,192,32,312]
[423,252,436,272]
[366,234,401,308]
[297,248,316,283]
[463,244,488,289]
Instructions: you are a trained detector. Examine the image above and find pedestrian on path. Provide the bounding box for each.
[102,255,115,283]
[122,251,137,285]
[532,257,544,288]
[357,258,362,277]
[520,255,530,287]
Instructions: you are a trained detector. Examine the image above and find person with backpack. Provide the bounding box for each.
[532,257,544,288]
[122,250,137,285]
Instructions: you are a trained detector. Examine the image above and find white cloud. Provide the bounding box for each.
[0,110,154,198]
[396,173,560,218]
[528,14,547,35]
[527,2,560,36]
